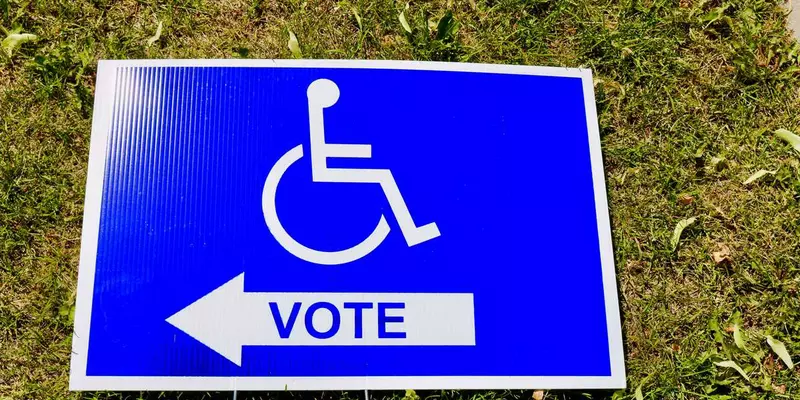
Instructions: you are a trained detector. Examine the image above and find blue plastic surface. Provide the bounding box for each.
[85,66,610,378]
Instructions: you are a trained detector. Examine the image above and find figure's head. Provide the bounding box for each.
[307,79,340,108]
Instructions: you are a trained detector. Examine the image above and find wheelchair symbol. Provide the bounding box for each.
[262,79,440,265]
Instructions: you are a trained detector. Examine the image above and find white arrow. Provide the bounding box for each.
[166,273,475,366]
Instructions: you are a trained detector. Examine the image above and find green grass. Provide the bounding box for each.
[2,0,800,399]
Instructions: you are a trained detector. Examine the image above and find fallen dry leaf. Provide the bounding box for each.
[532,391,544,400]
[678,194,694,205]
[626,260,644,273]
[773,384,786,394]
[712,244,732,264]
[764,355,775,371]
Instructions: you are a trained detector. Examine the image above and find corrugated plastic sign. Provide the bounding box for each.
[70,60,625,391]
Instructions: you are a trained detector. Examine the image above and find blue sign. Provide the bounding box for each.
[70,60,625,391]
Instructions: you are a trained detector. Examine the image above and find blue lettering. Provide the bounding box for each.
[305,302,341,339]
[343,302,373,339]
[378,302,406,339]
[269,302,301,339]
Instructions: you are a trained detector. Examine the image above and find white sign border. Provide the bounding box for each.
[70,59,626,391]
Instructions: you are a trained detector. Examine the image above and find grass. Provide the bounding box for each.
[1,0,800,399]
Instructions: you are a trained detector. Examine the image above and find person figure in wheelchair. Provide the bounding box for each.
[262,79,440,266]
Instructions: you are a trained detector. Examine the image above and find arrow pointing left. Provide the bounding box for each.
[166,273,476,366]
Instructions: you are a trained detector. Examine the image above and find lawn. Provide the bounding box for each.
[1,0,800,399]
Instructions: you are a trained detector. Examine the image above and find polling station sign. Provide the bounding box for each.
[69,60,625,391]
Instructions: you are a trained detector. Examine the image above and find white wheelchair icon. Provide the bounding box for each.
[262,79,440,265]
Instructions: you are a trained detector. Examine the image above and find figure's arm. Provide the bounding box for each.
[323,143,371,159]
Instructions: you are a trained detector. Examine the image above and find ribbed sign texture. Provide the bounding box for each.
[69,60,625,391]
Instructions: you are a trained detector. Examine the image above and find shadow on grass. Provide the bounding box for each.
[78,389,619,400]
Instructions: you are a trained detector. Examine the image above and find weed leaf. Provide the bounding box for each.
[146,21,163,47]
[403,389,419,400]
[287,30,302,58]
[714,360,750,381]
[351,6,362,30]
[743,169,776,185]
[2,30,37,58]
[670,217,696,252]
[435,11,456,41]
[398,4,412,33]
[701,4,730,24]
[733,324,747,351]
[766,336,794,370]
[58,301,76,323]
[634,383,644,400]
[775,129,800,155]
